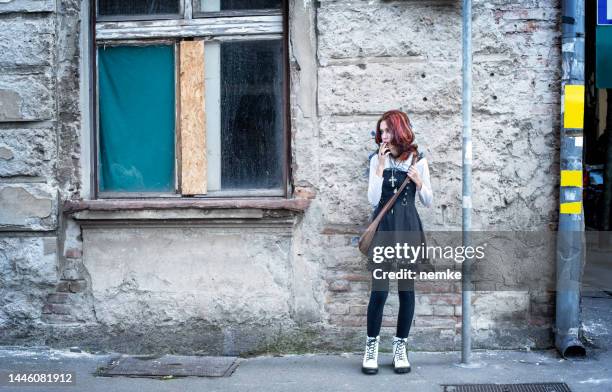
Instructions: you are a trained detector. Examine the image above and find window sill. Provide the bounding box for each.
[62,197,311,224]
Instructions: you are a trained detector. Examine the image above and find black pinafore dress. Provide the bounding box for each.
[367,160,428,280]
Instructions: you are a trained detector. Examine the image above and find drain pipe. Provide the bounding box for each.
[461,0,473,364]
[556,0,587,358]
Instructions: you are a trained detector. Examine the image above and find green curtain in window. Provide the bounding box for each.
[98,45,175,192]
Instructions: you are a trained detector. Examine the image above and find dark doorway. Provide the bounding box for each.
[584,0,611,231]
[583,0,612,299]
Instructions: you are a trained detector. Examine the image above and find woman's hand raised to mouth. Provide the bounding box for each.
[376,142,391,177]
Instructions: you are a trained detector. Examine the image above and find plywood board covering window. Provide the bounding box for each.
[179,40,207,195]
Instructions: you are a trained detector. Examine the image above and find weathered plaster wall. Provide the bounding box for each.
[0,0,560,354]
[0,0,81,345]
[291,0,560,351]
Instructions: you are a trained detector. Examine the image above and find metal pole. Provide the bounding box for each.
[556,0,586,358]
[461,0,473,365]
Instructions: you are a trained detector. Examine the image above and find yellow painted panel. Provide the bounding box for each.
[563,84,585,129]
[560,170,582,187]
[560,202,582,214]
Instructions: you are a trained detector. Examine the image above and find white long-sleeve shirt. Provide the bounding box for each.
[367,152,433,208]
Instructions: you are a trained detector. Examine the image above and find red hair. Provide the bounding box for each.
[375,110,419,163]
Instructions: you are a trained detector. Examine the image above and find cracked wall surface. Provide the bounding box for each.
[0,0,561,353]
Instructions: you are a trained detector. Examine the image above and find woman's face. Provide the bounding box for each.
[380,120,393,144]
[380,120,399,155]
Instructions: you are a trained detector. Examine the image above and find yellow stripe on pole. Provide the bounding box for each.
[560,170,582,187]
[560,202,582,214]
[563,85,585,129]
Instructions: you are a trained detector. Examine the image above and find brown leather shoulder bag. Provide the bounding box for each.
[358,168,412,256]
[359,152,422,256]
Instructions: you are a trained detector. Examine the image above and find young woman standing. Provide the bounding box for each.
[362,110,433,375]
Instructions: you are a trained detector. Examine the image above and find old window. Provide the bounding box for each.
[97,0,181,19]
[194,0,281,14]
[93,0,287,197]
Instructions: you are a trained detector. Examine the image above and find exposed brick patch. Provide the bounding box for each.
[341,273,369,282]
[531,303,554,317]
[420,294,462,306]
[55,279,86,293]
[529,315,553,327]
[41,313,76,324]
[433,305,455,316]
[349,305,368,316]
[454,305,462,317]
[325,303,349,315]
[415,302,434,316]
[416,281,458,293]
[42,303,71,315]
[414,316,456,329]
[329,315,365,327]
[329,280,350,292]
[64,248,82,259]
[68,279,86,293]
[56,281,71,292]
[294,186,317,199]
[46,293,69,304]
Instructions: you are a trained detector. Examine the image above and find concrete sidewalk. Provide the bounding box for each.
[0,296,610,392]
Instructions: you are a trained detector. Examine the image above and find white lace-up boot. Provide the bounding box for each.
[361,336,379,374]
[392,336,411,373]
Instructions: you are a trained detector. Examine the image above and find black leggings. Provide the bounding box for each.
[366,278,415,338]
